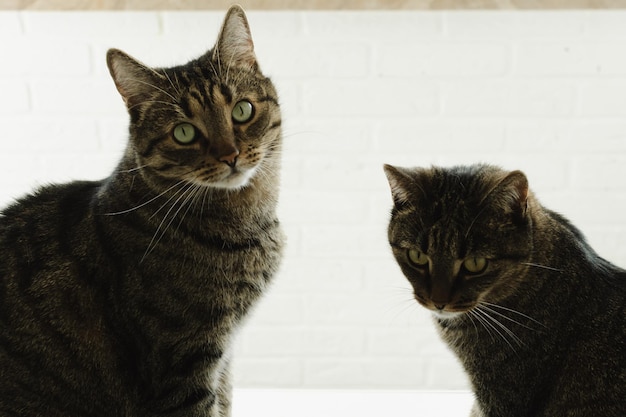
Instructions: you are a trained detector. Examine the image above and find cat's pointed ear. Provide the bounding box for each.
[384,164,416,208]
[213,5,257,71]
[494,170,529,220]
[107,48,162,109]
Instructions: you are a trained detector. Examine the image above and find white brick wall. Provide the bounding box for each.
[1,10,626,391]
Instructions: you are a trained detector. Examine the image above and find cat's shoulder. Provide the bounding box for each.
[546,209,626,288]
[1,180,103,224]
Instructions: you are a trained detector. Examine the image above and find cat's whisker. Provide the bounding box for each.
[480,301,546,328]
[103,179,187,216]
[117,164,151,174]
[472,307,520,352]
[255,163,277,184]
[465,310,480,336]
[161,69,181,97]
[142,181,198,262]
[472,309,505,344]
[467,309,497,343]
[154,180,197,225]
[171,188,197,234]
[207,56,221,80]
[173,71,182,94]
[490,317,524,349]
[199,185,213,219]
[143,192,191,258]
[387,295,418,314]
[478,304,538,331]
[147,180,190,221]
[213,42,224,78]
[224,51,235,85]
[521,262,563,272]
[228,66,246,87]
[383,292,422,326]
[125,77,179,104]
[175,184,205,234]
[279,130,320,142]
[127,99,180,112]
[188,182,208,214]
[475,306,524,351]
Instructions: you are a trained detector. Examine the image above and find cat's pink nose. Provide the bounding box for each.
[219,151,239,167]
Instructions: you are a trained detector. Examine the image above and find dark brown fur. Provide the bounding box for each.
[384,164,625,417]
[0,6,283,417]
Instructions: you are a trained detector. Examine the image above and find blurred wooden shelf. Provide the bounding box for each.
[2,0,626,10]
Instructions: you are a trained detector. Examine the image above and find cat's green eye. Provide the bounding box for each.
[232,100,254,123]
[407,249,429,268]
[463,257,488,274]
[173,123,197,144]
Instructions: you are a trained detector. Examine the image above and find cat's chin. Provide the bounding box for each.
[210,166,257,190]
[431,310,464,321]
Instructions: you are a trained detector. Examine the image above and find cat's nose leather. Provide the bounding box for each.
[219,151,239,167]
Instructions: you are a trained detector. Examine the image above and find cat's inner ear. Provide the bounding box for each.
[106,48,163,109]
[493,170,529,219]
[212,5,257,70]
[384,164,417,208]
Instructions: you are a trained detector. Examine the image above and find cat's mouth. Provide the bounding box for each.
[187,163,258,190]
[431,309,464,320]
[214,165,257,189]
[416,295,471,321]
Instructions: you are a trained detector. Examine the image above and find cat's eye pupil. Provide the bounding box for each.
[463,257,488,274]
[232,100,253,123]
[173,123,196,144]
[407,249,429,268]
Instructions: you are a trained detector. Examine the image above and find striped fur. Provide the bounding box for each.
[0,6,283,417]
[384,164,626,417]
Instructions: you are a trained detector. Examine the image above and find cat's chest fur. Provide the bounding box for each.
[92,175,282,315]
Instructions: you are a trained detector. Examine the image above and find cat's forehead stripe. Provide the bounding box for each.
[219,84,233,104]
[189,90,205,108]
[179,96,194,119]
[189,89,211,118]
[257,95,279,105]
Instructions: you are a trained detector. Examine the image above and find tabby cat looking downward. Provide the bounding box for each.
[0,6,283,417]
[384,164,625,417]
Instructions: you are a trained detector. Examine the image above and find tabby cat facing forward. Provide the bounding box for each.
[384,164,625,417]
[0,6,283,417]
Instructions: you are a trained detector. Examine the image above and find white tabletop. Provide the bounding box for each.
[233,389,474,417]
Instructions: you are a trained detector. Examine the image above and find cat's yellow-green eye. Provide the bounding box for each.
[173,123,197,144]
[407,249,429,268]
[232,100,253,123]
[463,257,488,274]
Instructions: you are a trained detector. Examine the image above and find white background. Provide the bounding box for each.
[1,10,626,391]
